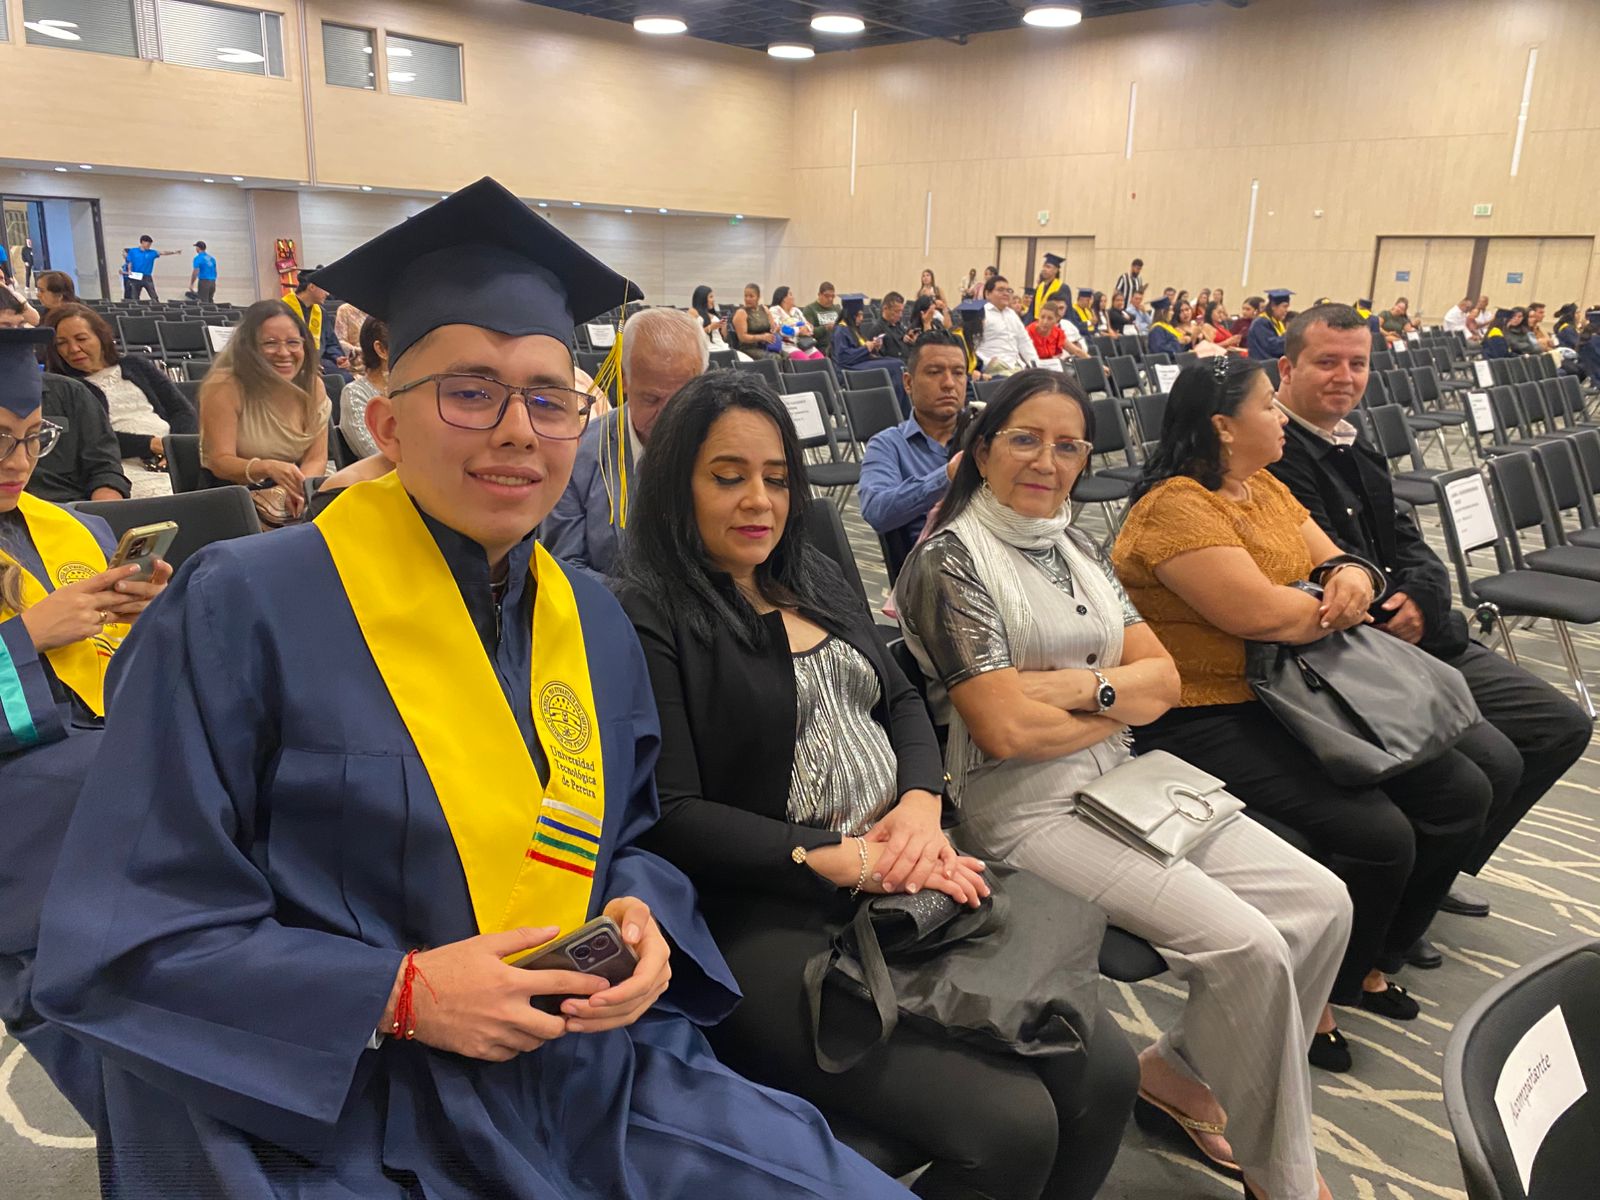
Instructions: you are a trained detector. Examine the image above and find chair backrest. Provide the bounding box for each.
[575,349,607,379]
[1132,392,1168,445]
[1386,369,1420,412]
[842,365,893,392]
[1428,345,1455,378]
[116,315,160,350]
[783,388,847,461]
[736,356,784,391]
[1490,385,1530,441]
[708,349,737,369]
[1411,364,1442,407]
[1175,351,1199,370]
[1531,353,1557,381]
[1570,429,1600,499]
[157,321,209,357]
[1368,404,1426,471]
[802,496,868,607]
[1557,376,1587,426]
[1432,466,1515,603]
[1443,938,1600,1200]
[1506,357,1531,385]
[331,425,361,470]
[73,485,261,569]
[1092,334,1119,360]
[1116,333,1143,361]
[1362,372,1391,409]
[1541,378,1577,429]
[1531,440,1599,530]
[1370,349,1395,373]
[1089,396,1132,464]
[162,433,204,493]
[973,378,1006,405]
[1073,357,1109,397]
[842,386,902,446]
[176,380,203,409]
[1486,451,1562,552]
[1107,355,1143,396]
[1258,358,1282,390]
[1517,381,1560,436]
[181,358,211,381]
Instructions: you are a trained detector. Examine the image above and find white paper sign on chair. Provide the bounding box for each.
[586,323,616,348]
[1444,472,1499,552]
[1474,359,1496,387]
[1467,391,1495,435]
[1493,1006,1588,1191]
[1154,364,1181,393]
[781,392,827,441]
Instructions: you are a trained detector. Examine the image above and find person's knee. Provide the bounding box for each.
[1326,795,1417,879]
[939,1077,1059,1195]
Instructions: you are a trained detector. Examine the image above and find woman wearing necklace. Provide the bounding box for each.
[896,368,1351,1200]
[1113,360,1494,1090]
[618,370,1137,1200]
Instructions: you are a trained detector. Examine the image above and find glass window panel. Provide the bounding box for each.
[155,0,276,76]
[22,0,138,56]
[384,32,461,103]
[322,22,374,90]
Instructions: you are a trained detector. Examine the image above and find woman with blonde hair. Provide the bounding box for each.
[199,299,331,526]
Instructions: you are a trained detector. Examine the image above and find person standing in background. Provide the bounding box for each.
[189,242,218,303]
[20,240,36,291]
[123,236,176,302]
[1114,258,1145,308]
[0,242,12,287]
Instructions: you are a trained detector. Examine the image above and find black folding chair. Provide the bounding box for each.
[735,356,784,391]
[1365,405,1442,508]
[786,389,860,505]
[1106,355,1144,397]
[73,486,261,569]
[116,316,161,354]
[157,321,211,363]
[161,433,204,494]
[1530,439,1600,551]
[842,386,903,448]
[803,496,869,608]
[1073,357,1111,398]
[842,366,894,392]
[1484,452,1600,583]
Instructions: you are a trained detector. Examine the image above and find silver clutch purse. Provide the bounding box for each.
[1075,750,1245,867]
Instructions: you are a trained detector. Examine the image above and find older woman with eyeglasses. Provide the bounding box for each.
[895,368,1351,1200]
[0,327,170,1125]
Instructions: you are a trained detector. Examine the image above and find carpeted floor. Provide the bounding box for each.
[4,458,1598,1200]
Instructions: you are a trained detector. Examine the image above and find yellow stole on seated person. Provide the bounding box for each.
[316,473,604,937]
[1032,277,1062,319]
[0,493,128,716]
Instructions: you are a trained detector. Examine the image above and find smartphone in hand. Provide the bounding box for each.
[510,916,639,1014]
[109,521,179,581]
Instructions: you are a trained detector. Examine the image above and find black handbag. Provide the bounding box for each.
[801,863,1105,1074]
[1246,622,1481,786]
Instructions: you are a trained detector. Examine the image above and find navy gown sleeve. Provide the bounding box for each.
[0,616,66,752]
[32,548,405,1156]
[833,326,871,368]
[1147,326,1178,356]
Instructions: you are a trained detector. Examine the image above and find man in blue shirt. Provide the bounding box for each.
[859,327,967,580]
[123,235,175,301]
[189,241,218,302]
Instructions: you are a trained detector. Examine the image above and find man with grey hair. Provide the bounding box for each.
[541,306,707,575]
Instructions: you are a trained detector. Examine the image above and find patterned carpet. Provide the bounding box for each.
[4,452,1598,1200]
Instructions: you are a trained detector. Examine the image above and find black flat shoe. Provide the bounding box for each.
[1439,889,1491,917]
[1404,937,1443,969]
[1307,1028,1352,1073]
[1357,982,1420,1020]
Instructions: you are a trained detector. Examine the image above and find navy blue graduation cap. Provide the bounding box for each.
[1266,289,1294,304]
[1042,253,1065,267]
[1076,287,1094,300]
[0,327,51,418]
[955,298,985,316]
[1150,297,1172,313]
[1356,298,1373,308]
[313,177,644,366]
[840,293,868,316]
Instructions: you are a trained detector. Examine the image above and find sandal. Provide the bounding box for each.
[1134,1089,1241,1177]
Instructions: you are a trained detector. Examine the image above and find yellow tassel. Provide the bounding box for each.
[592,289,632,530]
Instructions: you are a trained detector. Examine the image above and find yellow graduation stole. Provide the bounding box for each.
[1263,313,1286,335]
[316,474,604,937]
[282,293,323,342]
[1032,277,1062,319]
[1074,304,1097,332]
[1355,307,1372,321]
[0,493,127,716]
[1152,321,1185,343]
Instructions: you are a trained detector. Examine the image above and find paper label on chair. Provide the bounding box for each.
[206,326,235,354]
[781,392,828,440]
[586,323,616,347]
[1407,331,1422,344]
[1467,391,1494,434]
[1493,1005,1587,1191]
[1039,357,1064,372]
[1444,473,1499,552]
[1154,364,1181,393]
[1474,359,1496,387]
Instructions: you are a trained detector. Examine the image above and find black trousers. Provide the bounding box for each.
[1445,640,1591,875]
[1135,702,1492,1004]
[703,894,1138,1200]
[130,276,158,301]
[197,279,217,303]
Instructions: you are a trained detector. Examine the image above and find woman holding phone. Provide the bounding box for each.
[0,327,170,1123]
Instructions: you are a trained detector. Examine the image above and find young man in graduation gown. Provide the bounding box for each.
[1247,288,1292,360]
[1030,252,1066,320]
[33,179,912,1199]
[0,327,170,1125]
[1065,286,1099,337]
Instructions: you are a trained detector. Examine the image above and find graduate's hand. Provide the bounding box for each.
[388,927,607,1061]
[559,898,671,1033]
[19,564,143,652]
[104,558,173,621]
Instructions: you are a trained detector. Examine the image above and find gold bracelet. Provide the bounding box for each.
[849,836,869,899]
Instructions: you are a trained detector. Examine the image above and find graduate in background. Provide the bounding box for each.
[1247,289,1293,360]
[1066,287,1100,337]
[0,326,171,1125]
[1030,252,1066,320]
[1146,296,1188,356]
[33,179,912,1200]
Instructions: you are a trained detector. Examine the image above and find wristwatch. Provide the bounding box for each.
[1090,668,1116,713]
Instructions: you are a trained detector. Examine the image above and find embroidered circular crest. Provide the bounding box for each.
[539,682,592,754]
[56,561,97,587]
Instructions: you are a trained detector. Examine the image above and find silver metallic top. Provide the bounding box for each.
[787,636,899,835]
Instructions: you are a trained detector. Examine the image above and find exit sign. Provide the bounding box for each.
[1474,203,1493,217]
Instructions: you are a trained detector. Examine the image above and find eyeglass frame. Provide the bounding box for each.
[385,373,596,441]
[989,426,1094,465]
[0,420,63,464]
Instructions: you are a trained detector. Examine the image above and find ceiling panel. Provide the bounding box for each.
[522,1,1229,54]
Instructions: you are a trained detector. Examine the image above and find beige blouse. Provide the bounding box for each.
[202,374,330,470]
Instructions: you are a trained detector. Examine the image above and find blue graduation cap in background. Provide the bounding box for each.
[0,327,51,418]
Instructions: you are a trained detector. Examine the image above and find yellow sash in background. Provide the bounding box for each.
[316,474,604,937]
[1033,276,1062,319]
[0,493,127,716]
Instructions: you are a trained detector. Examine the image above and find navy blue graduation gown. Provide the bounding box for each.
[33,514,910,1198]
[1146,325,1182,357]
[1246,315,1285,360]
[0,506,115,1127]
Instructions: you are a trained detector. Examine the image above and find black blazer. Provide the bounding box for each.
[618,563,946,915]
[1269,418,1469,657]
[74,354,199,460]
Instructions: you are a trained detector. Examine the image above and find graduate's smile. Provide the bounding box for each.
[467,464,544,496]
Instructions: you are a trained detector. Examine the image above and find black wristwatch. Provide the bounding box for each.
[1090,668,1116,713]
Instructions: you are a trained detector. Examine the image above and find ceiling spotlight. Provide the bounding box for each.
[441,194,449,199]
[768,42,815,59]
[735,214,744,220]
[231,175,244,182]
[54,166,68,172]
[624,208,633,214]
[572,201,582,207]
[78,164,93,170]
[537,201,549,208]
[633,15,687,35]
[1022,4,1083,27]
[658,207,669,214]
[361,185,374,191]
[203,177,216,183]
[811,11,865,34]
[24,19,81,41]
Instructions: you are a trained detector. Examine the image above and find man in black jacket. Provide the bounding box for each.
[1269,304,1589,965]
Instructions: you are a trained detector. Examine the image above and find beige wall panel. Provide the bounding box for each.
[0,169,256,304]
[1373,240,1429,308]
[1532,239,1594,308]
[1418,240,1477,323]
[1482,239,1544,307]
[298,193,432,266]
[247,190,305,301]
[997,239,1030,285]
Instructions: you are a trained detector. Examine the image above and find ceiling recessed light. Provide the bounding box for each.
[231,175,244,182]
[658,207,669,214]
[624,208,633,214]
[216,47,266,64]
[1022,4,1083,27]
[361,185,374,191]
[54,166,68,172]
[811,11,865,34]
[24,19,81,41]
[537,202,549,208]
[572,201,582,207]
[441,193,449,199]
[768,42,815,59]
[78,164,93,170]
[203,177,216,183]
[633,15,687,35]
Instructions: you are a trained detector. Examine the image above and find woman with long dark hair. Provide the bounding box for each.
[832,296,909,412]
[897,367,1350,1200]
[198,299,331,525]
[1114,359,1494,1079]
[618,370,1136,1200]
[690,284,729,349]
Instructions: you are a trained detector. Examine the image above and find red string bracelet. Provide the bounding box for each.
[391,950,437,1041]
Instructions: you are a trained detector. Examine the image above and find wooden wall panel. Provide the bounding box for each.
[1418,241,1477,323]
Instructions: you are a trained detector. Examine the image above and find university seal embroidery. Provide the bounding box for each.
[56,561,97,587]
[539,681,593,754]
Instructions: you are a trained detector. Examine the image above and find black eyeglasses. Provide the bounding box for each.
[0,421,62,463]
[386,374,595,441]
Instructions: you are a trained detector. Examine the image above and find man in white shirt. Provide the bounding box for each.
[977,275,1040,374]
[1442,296,1472,336]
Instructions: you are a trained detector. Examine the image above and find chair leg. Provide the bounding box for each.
[1550,619,1597,720]
[1479,604,1518,663]
[1433,428,1455,468]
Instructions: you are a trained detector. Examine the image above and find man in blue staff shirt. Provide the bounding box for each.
[123,235,177,301]
[189,241,218,302]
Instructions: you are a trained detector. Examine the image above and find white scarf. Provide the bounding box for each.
[937,486,1126,801]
